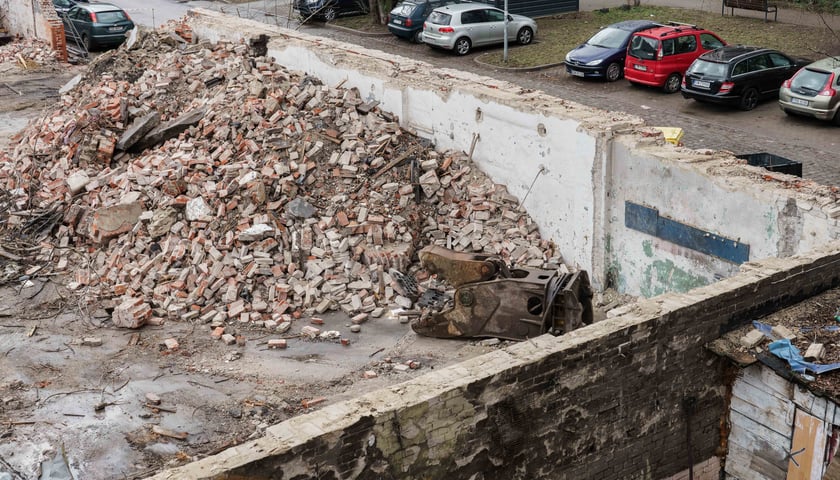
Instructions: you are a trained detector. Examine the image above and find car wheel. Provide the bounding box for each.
[454,37,471,56]
[516,27,533,46]
[833,109,840,126]
[605,62,621,82]
[412,29,424,44]
[323,7,337,21]
[80,33,93,51]
[662,73,681,94]
[738,88,759,111]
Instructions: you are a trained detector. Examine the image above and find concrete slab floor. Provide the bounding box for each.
[0,280,513,479]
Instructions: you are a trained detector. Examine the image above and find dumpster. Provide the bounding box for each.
[735,152,802,178]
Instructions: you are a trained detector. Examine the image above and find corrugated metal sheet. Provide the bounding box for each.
[473,0,578,18]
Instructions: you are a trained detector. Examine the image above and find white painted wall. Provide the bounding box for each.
[188,9,840,297]
[1,0,51,40]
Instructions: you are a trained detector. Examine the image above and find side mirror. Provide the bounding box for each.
[507,14,512,21]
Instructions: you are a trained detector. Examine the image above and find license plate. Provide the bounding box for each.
[108,26,123,32]
[791,97,809,106]
[570,70,584,77]
[693,80,710,89]
[633,64,647,71]
[393,19,402,25]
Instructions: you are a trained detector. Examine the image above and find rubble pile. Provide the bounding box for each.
[0,24,563,333]
[0,38,64,70]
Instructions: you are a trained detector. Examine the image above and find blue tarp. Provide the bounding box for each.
[768,339,840,375]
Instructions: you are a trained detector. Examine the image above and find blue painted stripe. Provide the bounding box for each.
[625,201,750,264]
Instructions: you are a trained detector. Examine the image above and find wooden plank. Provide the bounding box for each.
[739,364,793,400]
[732,378,795,435]
[787,409,827,480]
[793,386,828,420]
[727,447,787,480]
[730,409,792,454]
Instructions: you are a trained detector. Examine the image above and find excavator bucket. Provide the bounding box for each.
[411,246,594,341]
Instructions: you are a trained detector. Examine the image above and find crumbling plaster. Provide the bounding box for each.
[187,9,840,298]
[1,0,54,41]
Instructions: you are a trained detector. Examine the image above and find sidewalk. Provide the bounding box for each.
[581,0,840,29]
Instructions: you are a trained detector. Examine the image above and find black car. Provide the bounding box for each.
[681,45,811,110]
[62,2,134,51]
[295,0,369,21]
[564,20,660,82]
[387,0,462,43]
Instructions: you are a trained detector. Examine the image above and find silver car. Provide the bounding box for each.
[422,3,537,56]
[778,57,840,125]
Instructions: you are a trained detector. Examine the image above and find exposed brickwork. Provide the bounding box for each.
[150,243,840,480]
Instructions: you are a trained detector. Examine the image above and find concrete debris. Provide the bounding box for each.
[740,329,764,349]
[0,38,64,70]
[0,23,567,349]
[805,343,825,361]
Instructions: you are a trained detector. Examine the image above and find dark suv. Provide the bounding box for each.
[295,0,369,21]
[682,46,810,110]
[388,0,461,43]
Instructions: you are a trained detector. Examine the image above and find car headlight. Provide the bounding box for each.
[585,59,603,66]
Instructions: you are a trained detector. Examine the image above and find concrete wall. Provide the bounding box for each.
[187,9,840,298]
[0,0,56,41]
[150,242,840,480]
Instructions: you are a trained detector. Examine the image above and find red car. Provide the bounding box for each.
[624,23,726,93]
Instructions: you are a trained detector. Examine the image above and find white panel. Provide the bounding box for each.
[732,378,795,435]
[726,410,789,480]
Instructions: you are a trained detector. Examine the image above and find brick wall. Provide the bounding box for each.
[0,0,66,60]
[150,243,840,480]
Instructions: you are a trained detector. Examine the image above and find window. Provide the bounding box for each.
[484,10,505,22]
[749,54,770,71]
[629,35,659,60]
[676,35,696,54]
[485,9,504,22]
[700,33,724,51]
[460,10,480,24]
[768,53,792,68]
[661,38,675,56]
[732,60,748,76]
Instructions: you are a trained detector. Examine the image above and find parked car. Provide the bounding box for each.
[52,0,88,17]
[681,46,810,111]
[421,3,536,56]
[624,22,726,93]
[565,20,660,82]
[779,56,840,125]
[388,0,462,43]
[294,0,369,21]
[61,3,134,51]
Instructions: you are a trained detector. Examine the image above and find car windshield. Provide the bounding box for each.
[391,3,418,16]
[96,10,128,22]
[628,35,658,60]
[587,27,631,49]
[791,68,831,92]
[687,59,727,78]
[426,11,451,25]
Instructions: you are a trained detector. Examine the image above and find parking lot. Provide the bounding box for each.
[316,29,840,186]
[97,0,838,185]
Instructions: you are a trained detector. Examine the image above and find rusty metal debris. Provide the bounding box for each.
[410,246,594,341]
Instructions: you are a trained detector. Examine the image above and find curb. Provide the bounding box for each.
[474,51,564,72]
[324,22,393,37]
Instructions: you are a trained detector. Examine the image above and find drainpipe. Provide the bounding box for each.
[683,396,697,480]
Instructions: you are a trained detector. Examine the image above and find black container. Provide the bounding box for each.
[736,152,803,177]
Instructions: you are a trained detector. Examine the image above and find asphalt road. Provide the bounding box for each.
[106,0,840,186]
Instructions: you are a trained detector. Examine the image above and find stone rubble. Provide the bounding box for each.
[0,38,64,71]
[0,23,567,346]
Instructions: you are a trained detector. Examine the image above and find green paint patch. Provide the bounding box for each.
[642,240,653,258]
[641,259,710,298]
